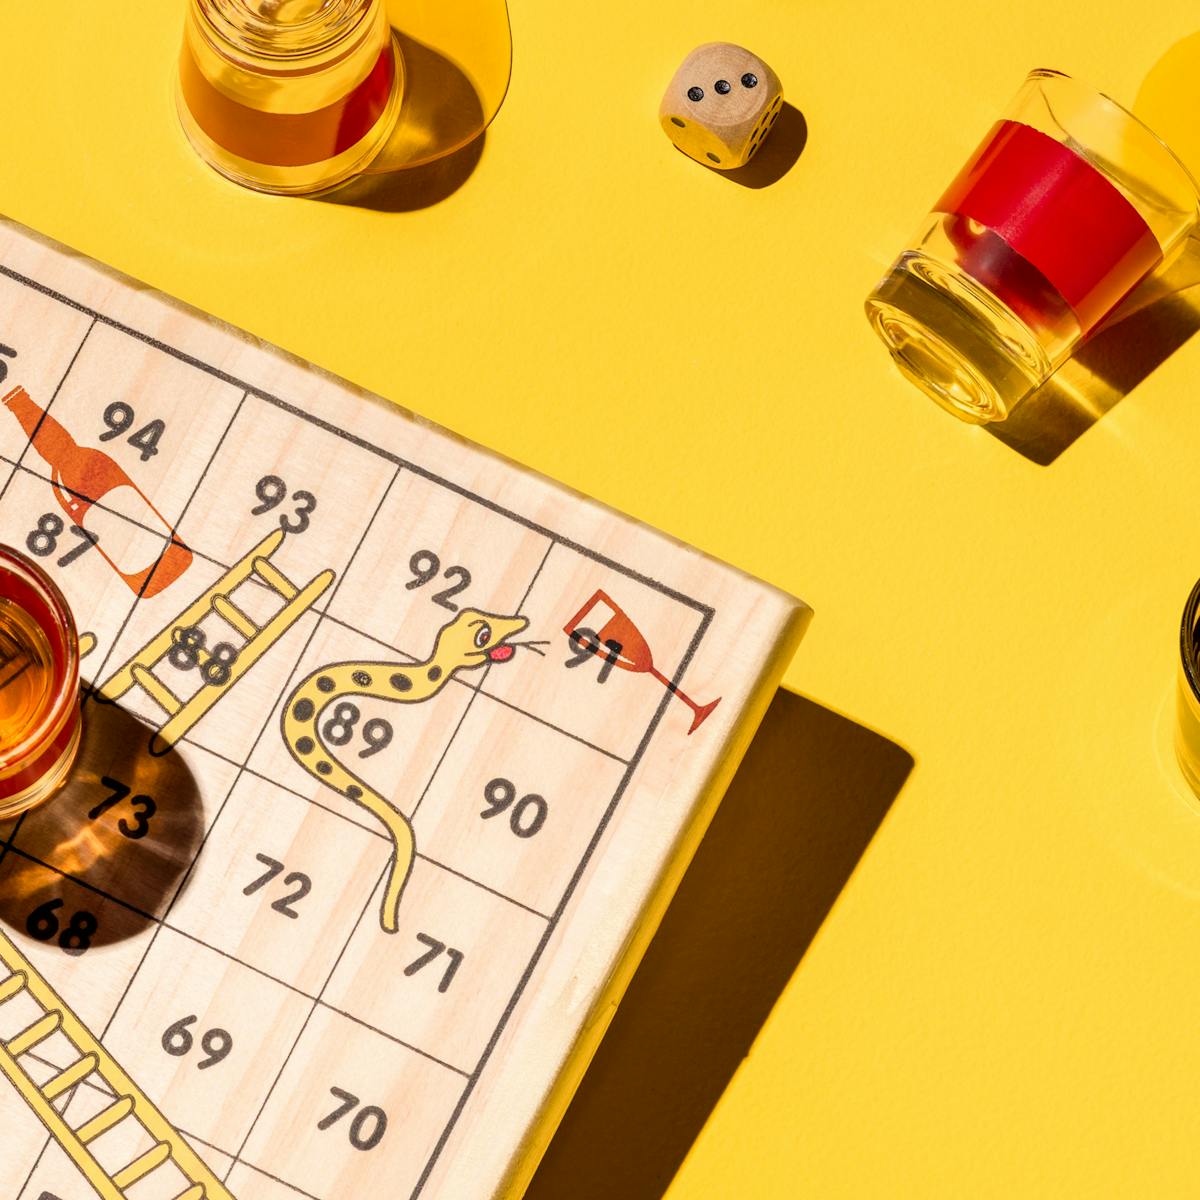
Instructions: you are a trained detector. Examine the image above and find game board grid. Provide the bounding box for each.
[216,528,555,1191]
[0,262,717,1200]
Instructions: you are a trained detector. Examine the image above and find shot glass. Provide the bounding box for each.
[1176,577,1200,801]
[177,0,405,195]
[866,69,1200,424]
[0,546,82,819]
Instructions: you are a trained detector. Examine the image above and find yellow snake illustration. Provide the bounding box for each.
[282,608,542,933]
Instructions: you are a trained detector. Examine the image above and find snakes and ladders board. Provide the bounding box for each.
[0,216,810,1200]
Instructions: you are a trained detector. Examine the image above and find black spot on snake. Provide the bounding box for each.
[427,666,442,682]
[317,760,333,776]
[352,671,372,687]
[316,676,335,693]
[293,698,314,722]
[390,673,412,692]
[296,736,314,755]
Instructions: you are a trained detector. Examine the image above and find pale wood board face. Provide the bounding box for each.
[0,217,809,1200]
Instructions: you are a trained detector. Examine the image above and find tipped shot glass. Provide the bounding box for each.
[177,0,405,195]
[866,69,1200,424]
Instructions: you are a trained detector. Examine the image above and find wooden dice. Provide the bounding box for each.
[660,43,783,169]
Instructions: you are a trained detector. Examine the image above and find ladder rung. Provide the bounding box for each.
[7,1009,61,1056]
[76,1094,135,1143]
[0,970,27,1003]
[252,555,298,600]
[174,1185,207,1200]
[212,594,258,639]
[130,663,184,716]
[42,1051,99,1101]
[112,1140,171,1188]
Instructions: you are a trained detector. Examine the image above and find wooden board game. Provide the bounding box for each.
[0,216,810,1200]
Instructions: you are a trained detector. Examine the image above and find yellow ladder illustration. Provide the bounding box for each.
[98,528,334,755]
[0,929,234,1200]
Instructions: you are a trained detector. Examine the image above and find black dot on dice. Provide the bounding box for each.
[316,676,335,693]
[687,86,704,102]
[741,72,758,88]
[292,698,314,722]
[671,117,685,128]
[352,671,372,687]
[317,761,333,776]
[391,672,412,692]
[295,736,314,755]
[714,79,731,95]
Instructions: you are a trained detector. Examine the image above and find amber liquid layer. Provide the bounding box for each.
[0,597,57,755]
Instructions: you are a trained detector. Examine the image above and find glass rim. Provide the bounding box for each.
[1026,67,1200,210]
[0,544,80,776]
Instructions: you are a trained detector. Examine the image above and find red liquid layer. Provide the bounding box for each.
[179,39,395,167]
[936,120,1162,334]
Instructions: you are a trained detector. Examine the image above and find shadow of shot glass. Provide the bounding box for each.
[986,234,1200,465]
[0,700,205,948]
[525,689,914,1200]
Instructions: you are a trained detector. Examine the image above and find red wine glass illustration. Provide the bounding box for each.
[563,590,720,734]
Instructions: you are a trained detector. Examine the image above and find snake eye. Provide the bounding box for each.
[474,624,491,649]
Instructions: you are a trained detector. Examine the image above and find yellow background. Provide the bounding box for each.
[5,2,1200,1196]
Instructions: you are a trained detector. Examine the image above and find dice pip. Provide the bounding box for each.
[660,43,783,170]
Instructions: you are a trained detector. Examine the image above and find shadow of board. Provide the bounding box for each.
[526,689,913,1200]
[322,32,489,213]
[0,700,204,948]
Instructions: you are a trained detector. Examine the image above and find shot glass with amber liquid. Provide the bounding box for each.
[0,547,83,818]
[866,70,1200,423]
[177,0,404,195]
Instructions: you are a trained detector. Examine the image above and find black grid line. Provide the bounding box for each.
[0,260,718,1200]
[0,263,715,620]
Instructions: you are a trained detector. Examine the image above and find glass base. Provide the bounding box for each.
[0,715,81,820]
[865,251,1053,424]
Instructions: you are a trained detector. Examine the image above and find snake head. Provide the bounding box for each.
[436,609,530,670]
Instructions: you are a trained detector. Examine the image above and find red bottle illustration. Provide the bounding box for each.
[2,386,192,598]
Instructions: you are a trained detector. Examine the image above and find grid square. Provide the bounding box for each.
[0,272,92,466]
[0,1061,55,1195]
[484,543,710,759]
[0,466,162,665]
[0,855,155,1057]
[247,620,474,836]
[28,320,244,527]
[412,693,627,915]
[97,553,323,765]
[239,1005,467,1199]
[11,707,238,918]
[174,399,396,585]
[323,857,548,1074]
[102,927,312,1156]
[168,773,391,996]
[328,467,552,657]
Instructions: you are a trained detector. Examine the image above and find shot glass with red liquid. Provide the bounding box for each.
[866,69,1200,424]
[0,547,82,818]
[177,0,405,195]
